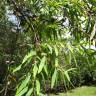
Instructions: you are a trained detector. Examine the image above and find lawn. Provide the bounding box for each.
[49,86,96,96]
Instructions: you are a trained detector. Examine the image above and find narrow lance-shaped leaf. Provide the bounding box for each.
[13,65,22,73]
[66,68,76,72]
[47,44,53,54]
[38,56,46,73]
[22,50,36,64]
[26,88,33,96]
[54,45,58,56]
[51,69,57,88]
[64,71,70,82]
[36,80,40,95]
[55,58,58,67]
[90,23,96,40]
[13,51,36,73]
[16,87,28,96]
[44,64,48,75]
[33,64,38,79]
[16,73,31,95]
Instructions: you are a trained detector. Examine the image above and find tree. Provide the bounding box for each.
[0,0,96,95]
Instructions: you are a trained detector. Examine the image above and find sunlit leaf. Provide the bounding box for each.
[66,68,76,72]
[36,80,40,95]
[33,64,38,79]
[26,88,33,96]
[51,69,57,88]
[16,87,28,96]
[90,23,96,40]
[38,56,46,73]
[55,58,58,67]
[16,73,31,95]
[22,50,36,64]
[47,44,53,54]
[54,45,58,56]
[44,64,48,75]
[64,71,70,82]
[13,65,22,73]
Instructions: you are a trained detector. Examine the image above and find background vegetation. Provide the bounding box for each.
[0,0,96,96]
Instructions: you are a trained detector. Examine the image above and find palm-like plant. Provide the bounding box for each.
[1,0,95,95]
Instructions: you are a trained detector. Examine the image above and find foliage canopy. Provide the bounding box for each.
[0,0,96,96]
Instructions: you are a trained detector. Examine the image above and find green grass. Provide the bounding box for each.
[49,86,96,96]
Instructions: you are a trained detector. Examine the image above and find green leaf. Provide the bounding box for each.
[47,44,53,54]
[67,68,76,72]
[22,50,36,64]
[38,56,46,73]
[64,71,70,82]
[26,88,33,96]
[55,58,59,67]
[67,44,73,53]
[90,23,96,40]
[44,64,48,75]
[51,69,57,88]
[13,51,36,73]
[36,80,40,95]
[33,64,38,79]
[54,45,58,56]
[16,87,28,96]
[13,65,22,73]
[16,73,31,95]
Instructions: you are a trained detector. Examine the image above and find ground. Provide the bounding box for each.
[49,86,96,96]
